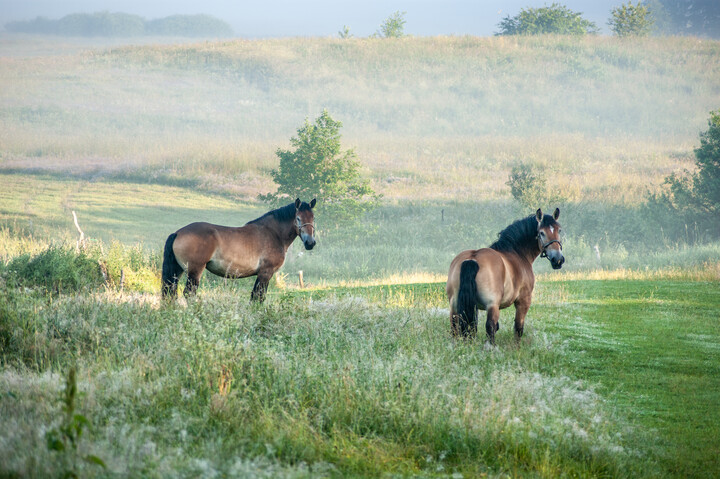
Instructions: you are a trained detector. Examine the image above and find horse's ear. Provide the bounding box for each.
[310,198,316,209]
[536,208,543,223]
[295,198,301,209]
[553,208,560,220]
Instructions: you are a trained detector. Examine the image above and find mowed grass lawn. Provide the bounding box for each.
[535,279,720,478]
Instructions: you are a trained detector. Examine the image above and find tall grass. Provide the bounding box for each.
[0,284,662,477]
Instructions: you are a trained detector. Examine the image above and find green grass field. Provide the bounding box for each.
[1,33,720,477]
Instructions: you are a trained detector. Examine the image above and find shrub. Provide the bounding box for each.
[496,3,599,35]
[376,11,407,38]
[506,161,564,209]
[259,110,379,222]
[5,246,104,293]
[608,2,653,37]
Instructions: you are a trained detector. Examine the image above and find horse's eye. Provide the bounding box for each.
[539,231,546,237]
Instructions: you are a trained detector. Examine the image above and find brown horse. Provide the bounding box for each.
[446,208,564,344]
[161,198,316,301]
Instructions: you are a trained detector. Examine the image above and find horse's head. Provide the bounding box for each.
[536,208,564,269]
[295,198,317,250]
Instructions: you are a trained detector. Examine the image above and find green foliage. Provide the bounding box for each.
[338,25,353,39]
[260,110,379,222]
[4,246,104,293]
[693,110,720,213]
[45,367,106,478]
[609,2,654,37]
[376,11,407,38]
[496,3,599,35]
[651,0,720,38]
[506,161,564,209]
[653,110,720,240]
[4,12,233,37]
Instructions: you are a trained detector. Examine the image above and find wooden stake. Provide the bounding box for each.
[72,211,85,251]
[298,270,305,288]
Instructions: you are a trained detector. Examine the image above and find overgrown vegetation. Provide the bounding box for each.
[44,367,106,478]
[609,1,654,37]
[4,246,104,293]
[496,3,599,35]
[4,12,234,37]
[650,110,720,242]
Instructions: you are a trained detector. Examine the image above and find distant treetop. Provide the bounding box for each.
[496,3,599,36]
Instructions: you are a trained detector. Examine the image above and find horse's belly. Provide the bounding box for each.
[206,258,257,278]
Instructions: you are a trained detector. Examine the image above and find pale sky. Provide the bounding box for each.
[0,1,622,37]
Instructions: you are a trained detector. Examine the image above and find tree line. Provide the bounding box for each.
[4,12,234,37]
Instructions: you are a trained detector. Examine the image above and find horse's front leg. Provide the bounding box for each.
[250,271,273,302]
[513,298,531,340]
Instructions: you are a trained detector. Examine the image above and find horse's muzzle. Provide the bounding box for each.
[303,238,316,250]
[550,256,565,269]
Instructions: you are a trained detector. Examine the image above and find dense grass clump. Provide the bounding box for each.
[4,246,104,293]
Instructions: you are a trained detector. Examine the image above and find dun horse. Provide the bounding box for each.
[162,198,316,302]
[446,208,564,344]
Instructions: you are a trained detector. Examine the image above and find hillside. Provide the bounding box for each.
[1,34,719,201]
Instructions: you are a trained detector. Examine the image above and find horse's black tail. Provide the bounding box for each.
[457,259,480,337]
[161,233,183,299]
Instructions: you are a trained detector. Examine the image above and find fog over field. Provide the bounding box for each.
[0,0,623,37]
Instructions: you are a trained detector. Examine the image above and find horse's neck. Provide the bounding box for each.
[517,242,542,266]
[263,217,297,247]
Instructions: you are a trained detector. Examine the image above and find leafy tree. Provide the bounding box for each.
[496,3,599,35]
[259,110,379,222]
[376,11,407,38]
[609,2,654,37]
[652,110,720,239]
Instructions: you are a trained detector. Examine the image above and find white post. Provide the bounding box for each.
[72,211,85,251]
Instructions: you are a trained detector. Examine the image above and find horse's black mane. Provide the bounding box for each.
[490,214,558,253]
[247,201,312,225]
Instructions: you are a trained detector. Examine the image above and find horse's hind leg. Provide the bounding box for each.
[184,267,204,297]
[485,305,500,344]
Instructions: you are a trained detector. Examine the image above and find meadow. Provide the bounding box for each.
[1,33,720,477]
